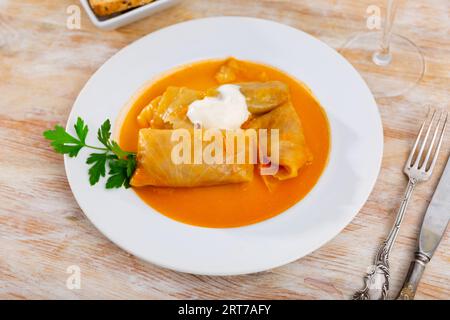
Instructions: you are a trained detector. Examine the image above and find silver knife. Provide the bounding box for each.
[397,155,450,300]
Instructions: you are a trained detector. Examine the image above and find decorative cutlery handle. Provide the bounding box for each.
[353,179,416,300]
[353,243,390,300]
[396,252,430,300]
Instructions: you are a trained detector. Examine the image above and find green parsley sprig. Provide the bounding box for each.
[44,117,136,189]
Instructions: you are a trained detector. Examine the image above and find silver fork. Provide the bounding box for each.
[353,109,448,300]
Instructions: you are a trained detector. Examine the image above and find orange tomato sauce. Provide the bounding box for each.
[119,59,330,228]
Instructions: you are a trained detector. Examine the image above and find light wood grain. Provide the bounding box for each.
[0,0,448,300]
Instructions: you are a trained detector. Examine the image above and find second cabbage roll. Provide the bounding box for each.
[243,101,313,180]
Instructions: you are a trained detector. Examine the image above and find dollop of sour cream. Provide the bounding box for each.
[187,84,250,129]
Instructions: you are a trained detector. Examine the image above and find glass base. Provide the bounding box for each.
[340,32,425,98]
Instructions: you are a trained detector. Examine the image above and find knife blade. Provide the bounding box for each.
[418,155,450,258]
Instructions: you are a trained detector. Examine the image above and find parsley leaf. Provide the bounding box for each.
[43,125,84,157]
[97,119,112,149]
[74,117,89,144]
[86,153,108,185]
[106,158,129,189]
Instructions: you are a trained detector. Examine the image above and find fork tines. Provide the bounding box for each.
[405,108,448,175]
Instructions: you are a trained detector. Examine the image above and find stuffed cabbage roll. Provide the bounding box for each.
[130,128,254,187]
[137,87,204,129]
[239,81,289,114]
[243,101,312,180]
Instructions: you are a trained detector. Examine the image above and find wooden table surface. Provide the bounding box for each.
[0,0,449,300]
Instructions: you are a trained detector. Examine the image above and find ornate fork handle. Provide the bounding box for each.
[353,179,416,300]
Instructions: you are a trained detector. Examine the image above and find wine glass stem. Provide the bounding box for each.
[373,0,399,66]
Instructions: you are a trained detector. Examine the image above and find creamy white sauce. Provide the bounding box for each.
[186,84,250,129]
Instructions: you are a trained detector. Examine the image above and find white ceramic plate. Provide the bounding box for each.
[65,17,383,275]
